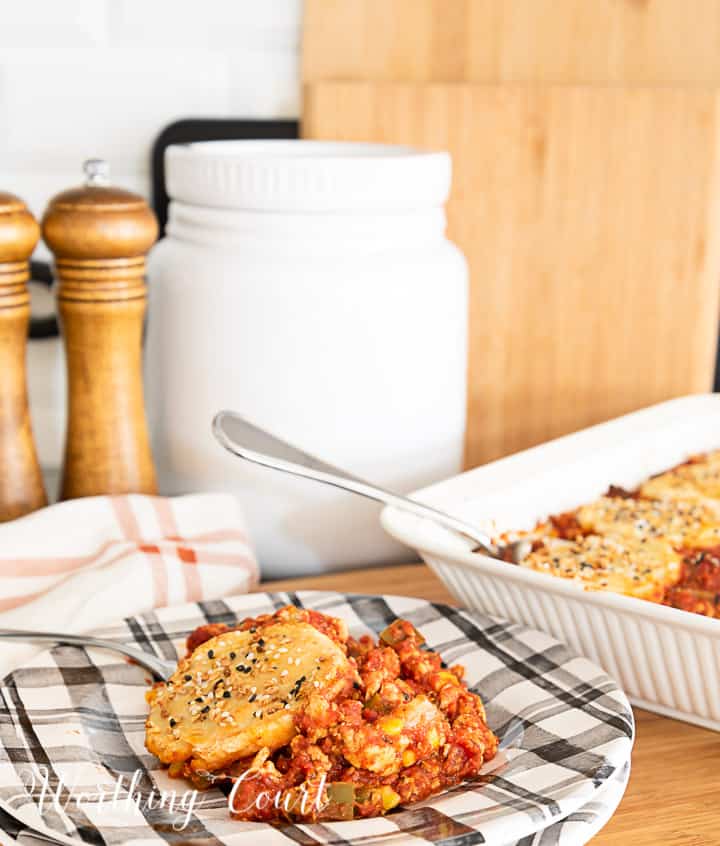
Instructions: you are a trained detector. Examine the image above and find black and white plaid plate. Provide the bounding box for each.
[0,591,634,846]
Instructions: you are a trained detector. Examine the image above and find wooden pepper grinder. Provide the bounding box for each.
[0,193,47,520]
[42,160,159,499]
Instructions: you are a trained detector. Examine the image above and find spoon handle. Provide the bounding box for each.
[212,410,496,554]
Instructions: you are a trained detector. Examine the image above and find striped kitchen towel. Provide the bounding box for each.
[0,493,258,676]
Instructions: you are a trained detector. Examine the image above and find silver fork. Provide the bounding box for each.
[0,630,175,681]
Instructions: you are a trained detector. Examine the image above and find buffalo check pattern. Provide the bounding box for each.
[0,591,634,846]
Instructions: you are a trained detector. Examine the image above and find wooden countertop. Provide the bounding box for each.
[261,563,719,846]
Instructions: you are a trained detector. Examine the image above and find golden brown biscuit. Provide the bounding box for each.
[521,534,681,601]
[146,621,354,773]
[640,451,720,508]
[577,495,720,548]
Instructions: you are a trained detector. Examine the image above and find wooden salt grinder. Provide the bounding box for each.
[0,194,47,520]
[42,160,159,499]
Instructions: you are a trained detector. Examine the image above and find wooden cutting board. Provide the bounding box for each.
[303,82,720,467]
[303,0,720,85]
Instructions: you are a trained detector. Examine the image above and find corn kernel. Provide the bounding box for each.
[402,750,416,767]
[436,671,459,687]
[380,786,401,811]
[379,716,404,736]
[427,727,440,749]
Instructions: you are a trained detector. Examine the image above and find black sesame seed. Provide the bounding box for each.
[353,681,361,689]
[169,718,176,727]
[207,649,215,659]
[201,705,210,713]
[258,638,265,646]
[184,674,192,681]
[242,666,252,674]
[223,690,231,698]
[249,693,257,702]
[195,697,203,703]
[229,652,236,660]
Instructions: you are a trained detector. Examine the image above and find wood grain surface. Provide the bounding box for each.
[42,183,158,500]
[261,563,720,845]
[0,193,47,521]
[303,0,720,85]
[303,82,720,466]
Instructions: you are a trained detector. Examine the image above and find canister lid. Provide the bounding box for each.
[0,192,40,263]
[165,140,452,213]
[42,160,158,260]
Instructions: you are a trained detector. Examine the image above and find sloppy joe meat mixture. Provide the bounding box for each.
[146,605,498,823]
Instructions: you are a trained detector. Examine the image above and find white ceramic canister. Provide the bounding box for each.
[146,141,468,578]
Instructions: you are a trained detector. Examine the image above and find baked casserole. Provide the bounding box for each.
[505,450,720,618]
[146,605,498,822]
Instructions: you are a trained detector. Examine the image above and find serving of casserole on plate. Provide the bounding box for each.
[0,591,632,846]
[382,394,720,731]
[145,604,498,822]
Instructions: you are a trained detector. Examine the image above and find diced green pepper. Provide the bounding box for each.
[324,782,355,820]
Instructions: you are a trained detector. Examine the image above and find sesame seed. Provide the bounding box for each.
[169,718,176,727]
[280,669,288,676]
[207,650,214,659]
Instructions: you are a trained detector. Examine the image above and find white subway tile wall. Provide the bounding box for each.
[0,0,302,215]
[0,0,302,477]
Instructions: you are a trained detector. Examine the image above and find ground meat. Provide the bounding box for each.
[185,623,230,654]
[173,607,497,823]
[549,511,585,539]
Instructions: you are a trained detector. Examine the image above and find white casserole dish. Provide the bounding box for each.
[381,394,720,731]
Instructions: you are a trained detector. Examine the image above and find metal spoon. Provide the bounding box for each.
[212,410,530,563]
[0,630,175,681]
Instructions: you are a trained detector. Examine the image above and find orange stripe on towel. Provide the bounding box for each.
[111,497,142,541]
[111,498,167,606]
[0,540,120,578]
[150,499,201,603]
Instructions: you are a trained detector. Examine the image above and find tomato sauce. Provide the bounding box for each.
[176,608,498,822]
